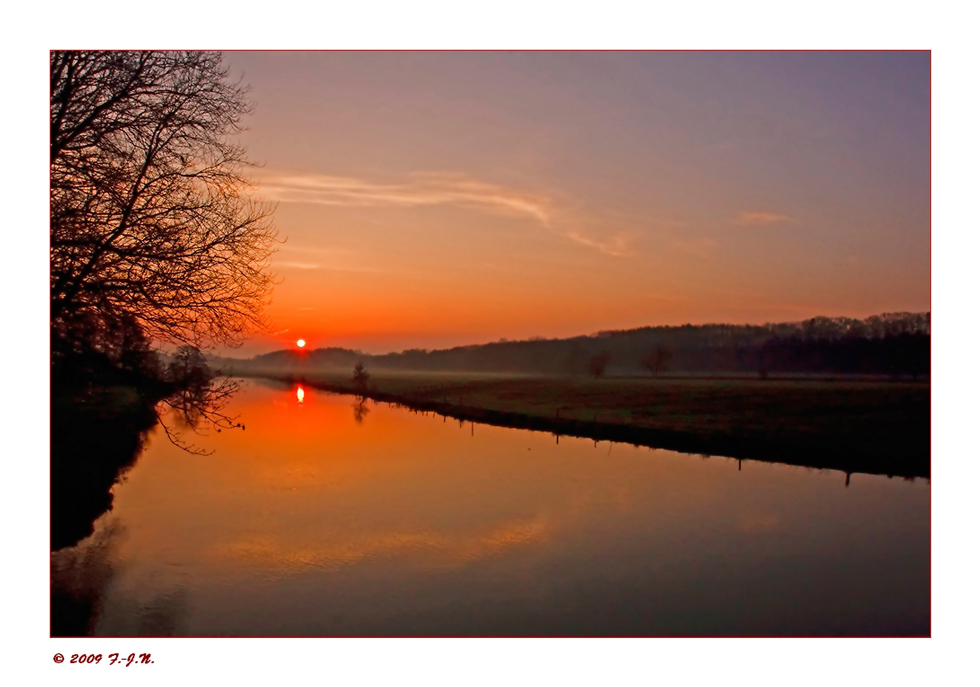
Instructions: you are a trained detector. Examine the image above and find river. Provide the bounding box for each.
[51,379,930,636]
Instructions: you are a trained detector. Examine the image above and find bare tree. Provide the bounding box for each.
[587,352,610,379]
[353,362,370,395]
[642,345,672,377]
[50,51,278,354]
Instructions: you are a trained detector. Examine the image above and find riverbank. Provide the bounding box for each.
[50,381,174,553]
[244,371,930,479]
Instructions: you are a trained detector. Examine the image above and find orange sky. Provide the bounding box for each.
[220,52,930,355]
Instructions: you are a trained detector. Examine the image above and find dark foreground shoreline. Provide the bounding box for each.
[51,383,166,636]
[257,372,930,480]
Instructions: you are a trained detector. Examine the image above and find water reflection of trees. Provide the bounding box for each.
[51,520,121,636]
[51,387,156,551]
[160,346,245,453]
[352,397,371,425]
[52,350,245,553]
[51,350,238,637]
[52,519,189,637]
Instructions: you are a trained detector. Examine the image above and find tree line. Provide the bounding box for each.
[229,312,930,379]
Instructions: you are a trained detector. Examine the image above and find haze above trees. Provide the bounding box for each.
[222,311,930,379]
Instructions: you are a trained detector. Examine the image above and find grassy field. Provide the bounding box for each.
[241,368,930,478]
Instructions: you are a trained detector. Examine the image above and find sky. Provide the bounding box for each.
[7,8,978,682]
[221,51,930,355]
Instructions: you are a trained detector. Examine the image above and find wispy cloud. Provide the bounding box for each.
[274,260,395,274]
[733,211,798,226]
[278,244,357,257]
[566,230,632,256]
[259,171,552,226]
[277,261,323,270]
[257,170,632,256]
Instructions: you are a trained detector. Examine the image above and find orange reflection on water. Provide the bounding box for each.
[213,516,548,575]
[65,379,930,636]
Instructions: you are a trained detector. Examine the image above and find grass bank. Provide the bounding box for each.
[243,369,930,479]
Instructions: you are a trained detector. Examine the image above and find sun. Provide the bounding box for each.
[296,339,306,348]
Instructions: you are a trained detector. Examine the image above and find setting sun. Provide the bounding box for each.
[296,339,306,348]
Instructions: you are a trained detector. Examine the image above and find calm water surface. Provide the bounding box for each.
[52,380,930,636]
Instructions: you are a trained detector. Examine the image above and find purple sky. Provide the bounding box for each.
[219,51,929,354]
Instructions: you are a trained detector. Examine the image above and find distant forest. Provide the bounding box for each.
[220,312,930,379]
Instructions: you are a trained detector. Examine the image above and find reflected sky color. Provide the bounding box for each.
[220,51,930,354]
[53,381,930,636]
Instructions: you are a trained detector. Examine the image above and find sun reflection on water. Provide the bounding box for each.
[59,382,931,637]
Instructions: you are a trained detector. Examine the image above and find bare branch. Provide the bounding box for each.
[51,51,278,352]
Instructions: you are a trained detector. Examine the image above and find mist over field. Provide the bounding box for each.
[214,311,930,379]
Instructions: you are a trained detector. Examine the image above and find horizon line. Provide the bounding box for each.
[211,309,931,361]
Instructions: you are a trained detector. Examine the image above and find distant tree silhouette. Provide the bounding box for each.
[757,347,770,380]
[50,51,278,366]
[642,346,672,377]
[588,352,610,378]
[353,362,370,394]
[168,346,211,391]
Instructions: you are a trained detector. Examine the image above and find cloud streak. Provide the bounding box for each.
[277,261,323,269]
[733,211,798,226]
[278,244,358,257]
[257,170,631,256]
[567,230,631,256]
[260,171,552,226]
[274,257,395,274]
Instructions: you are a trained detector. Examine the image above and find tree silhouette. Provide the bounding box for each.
[353,362,370,395]
[50,51,278,362]
[587,352,610,378]
[642,345,672,377]
[167,345,211,392]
